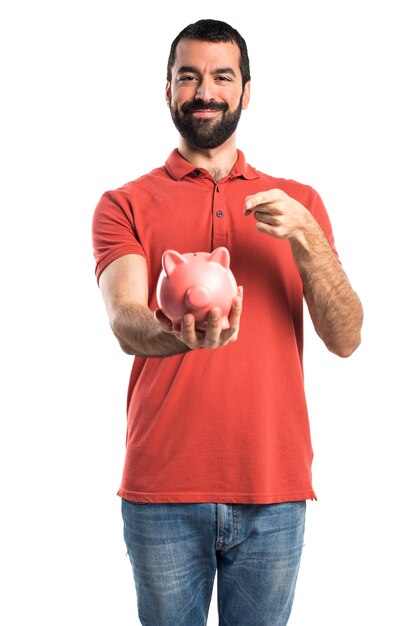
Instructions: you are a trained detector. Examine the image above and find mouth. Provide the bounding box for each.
[181,101,228,117]
[190,110,222,118]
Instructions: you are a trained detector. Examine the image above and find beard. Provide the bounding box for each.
[169,95,244,149]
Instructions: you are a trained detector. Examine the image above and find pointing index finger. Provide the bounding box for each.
[243,189,286,215]
[243,193,259,215]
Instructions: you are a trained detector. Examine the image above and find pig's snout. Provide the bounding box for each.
[185,285,212,310]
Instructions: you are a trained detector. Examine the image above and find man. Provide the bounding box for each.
[92,19,363,626]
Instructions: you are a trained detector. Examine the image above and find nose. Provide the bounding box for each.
[185,285,211,310]
[195,77,214,102]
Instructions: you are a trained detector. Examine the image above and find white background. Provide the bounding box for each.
[2,0,417,624]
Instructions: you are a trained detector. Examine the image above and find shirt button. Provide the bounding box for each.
[216,211,223,218]
[194,169,201,177]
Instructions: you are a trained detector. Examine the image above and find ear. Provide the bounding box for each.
[241,80,251,110]
[162,250,185,276]
[165,81,171,107]
[209,247,230,269]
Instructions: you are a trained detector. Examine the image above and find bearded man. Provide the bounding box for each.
[92,18,363,626]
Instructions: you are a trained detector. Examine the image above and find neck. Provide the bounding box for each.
[178,135,238,183]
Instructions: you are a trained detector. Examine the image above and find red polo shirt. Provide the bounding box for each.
[92,149,338,503]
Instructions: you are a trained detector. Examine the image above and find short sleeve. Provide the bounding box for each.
[92,189,146,284]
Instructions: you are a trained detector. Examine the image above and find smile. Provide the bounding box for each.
[190,110,222,118]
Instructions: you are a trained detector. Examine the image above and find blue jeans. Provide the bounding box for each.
[122,500,306,625]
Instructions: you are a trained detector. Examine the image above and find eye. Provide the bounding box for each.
[215,76,232,82]
[179,75,197,82]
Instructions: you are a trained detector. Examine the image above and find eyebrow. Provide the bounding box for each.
[177,65,237,77]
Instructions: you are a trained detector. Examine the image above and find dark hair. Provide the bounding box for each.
[167,19,251,87]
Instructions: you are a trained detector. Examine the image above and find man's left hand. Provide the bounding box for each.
[243,189,312,241]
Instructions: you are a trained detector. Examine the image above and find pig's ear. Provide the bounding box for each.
[162,250,185,276]
[209,247,230,269]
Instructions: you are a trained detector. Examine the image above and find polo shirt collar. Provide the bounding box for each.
[165,149,259,181]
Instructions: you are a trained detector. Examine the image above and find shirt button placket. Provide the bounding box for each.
[213,184,227,247]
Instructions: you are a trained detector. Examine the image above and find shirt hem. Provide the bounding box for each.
[117,489,317,504]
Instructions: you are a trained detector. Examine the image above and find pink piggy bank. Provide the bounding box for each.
[156,247,238,331]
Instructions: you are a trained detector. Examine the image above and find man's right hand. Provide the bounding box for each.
[155,286,243,351]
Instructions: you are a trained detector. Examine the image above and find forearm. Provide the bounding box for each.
[110,303,190,358]
[290,219,363,357]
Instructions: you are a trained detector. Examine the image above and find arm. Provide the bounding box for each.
[244,189,363,358]
[99,254,243,357]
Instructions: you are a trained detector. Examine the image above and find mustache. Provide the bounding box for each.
[181,100,229,114]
